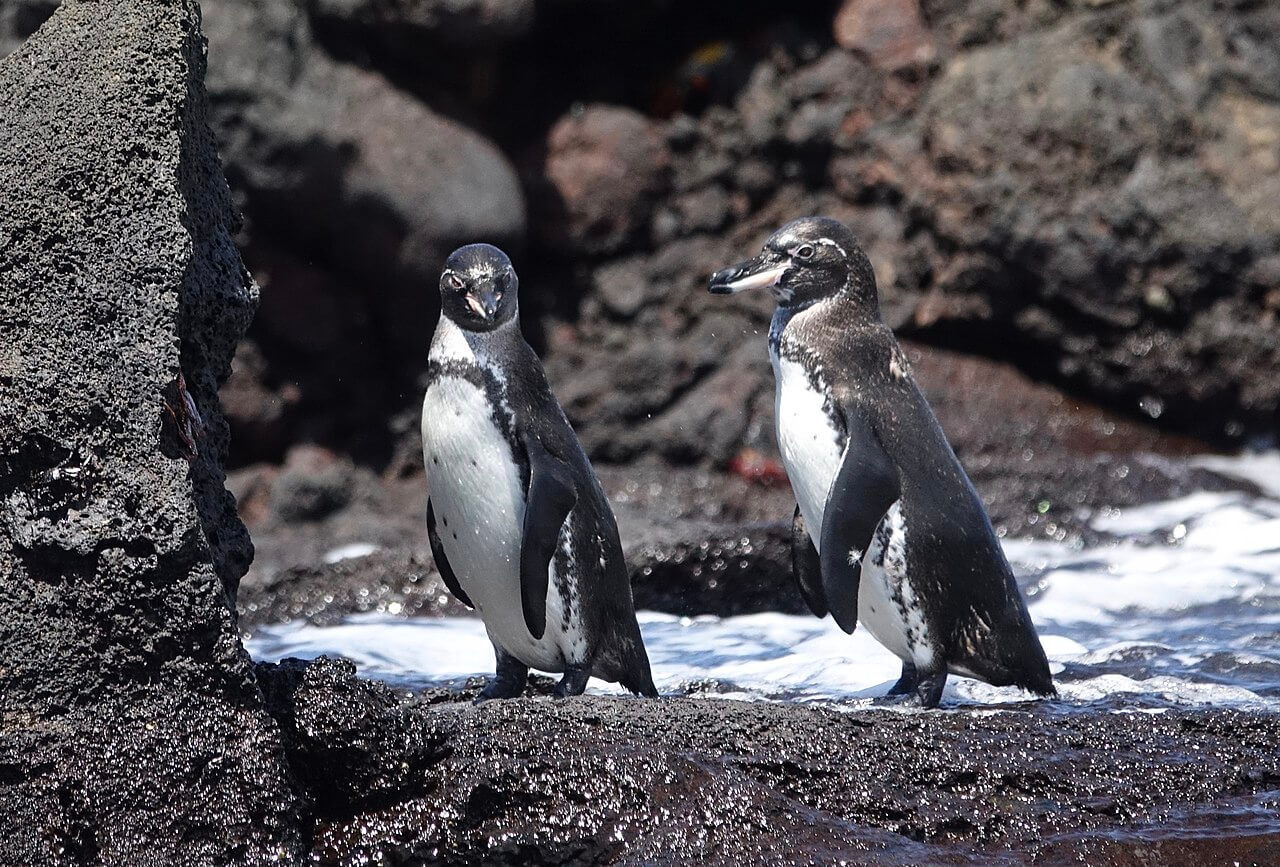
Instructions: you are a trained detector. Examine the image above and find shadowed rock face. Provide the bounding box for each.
[259,657,1280,866]
[4,0,1276,463]
[0,1,301,862]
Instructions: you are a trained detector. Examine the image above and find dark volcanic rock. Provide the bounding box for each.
[834,0,936,71]
[201,0,526,462]
[0,1,301,862]
[310,0,535,46]
[841,0,1280,444]
[262,657,1280,865]
[239,548,471,629]
[11,0,1270,463]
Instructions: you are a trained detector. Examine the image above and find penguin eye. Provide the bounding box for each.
[795,244,815,260]
[444,273,464,290]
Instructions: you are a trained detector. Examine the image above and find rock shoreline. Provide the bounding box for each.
[261,657,1280,866]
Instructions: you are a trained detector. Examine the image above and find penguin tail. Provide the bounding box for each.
[959,623,1057,699]
[621,667,659,699]
[1020,662,1057,699]
[610,626,659,697]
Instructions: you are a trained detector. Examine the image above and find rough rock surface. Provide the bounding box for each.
[0,2,301,862]
[200,0,527,463]
[538,104,671,255]
[4,0,1276,462]
[259,657,1280,865]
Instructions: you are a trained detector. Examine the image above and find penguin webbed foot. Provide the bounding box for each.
[910,670,947,709]
[886,662,919,696]
[474,652,529,703]
[552,664,591,699]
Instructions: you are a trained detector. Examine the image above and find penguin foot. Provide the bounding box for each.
[474,651,528,703]
[474,675,527,703]
[552,665,590,698]
[886,662,919,696]
[911,671,947,709]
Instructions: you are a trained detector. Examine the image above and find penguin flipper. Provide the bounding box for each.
[427,499,473,609]
[520,433,578,641]
[820,409,900,634]
[791,505,827,618]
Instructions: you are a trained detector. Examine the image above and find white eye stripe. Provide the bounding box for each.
[783,237,847,259]
[812,237,848,257]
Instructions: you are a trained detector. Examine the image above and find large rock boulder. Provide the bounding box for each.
[0,1,301,862]
[202,0,526,463]
[837,0,1280,443]
[537,104,671,255]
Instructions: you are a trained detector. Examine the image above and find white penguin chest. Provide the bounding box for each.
[769,330,932,670]
[856,501,935,668]
[421,374,526,605]
[770,348,844,552]
[421,321,581,672]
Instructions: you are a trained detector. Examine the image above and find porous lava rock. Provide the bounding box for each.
[0,2,302,862]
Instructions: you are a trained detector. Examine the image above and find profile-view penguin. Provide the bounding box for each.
[421,243,657,700]
[708,217,1056,708]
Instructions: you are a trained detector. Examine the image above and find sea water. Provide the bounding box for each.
[246,453,1280,711]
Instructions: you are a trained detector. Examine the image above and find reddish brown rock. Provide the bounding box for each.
[834,0,936,71]
[540,104,670,254]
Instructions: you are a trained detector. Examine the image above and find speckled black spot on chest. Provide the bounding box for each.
[778,340,847,452]
[427,358,528,486]
[553,539,575,631]
[871,520,891,568]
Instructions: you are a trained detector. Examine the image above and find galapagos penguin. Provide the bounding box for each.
[708,217,1055,708]
[421,243,657,700]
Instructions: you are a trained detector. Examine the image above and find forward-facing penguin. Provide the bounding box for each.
[421,244,657,700]
[708,217,1055,707]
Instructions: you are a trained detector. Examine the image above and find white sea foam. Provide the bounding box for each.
[247,453,1280,711]
[322,542,381,564]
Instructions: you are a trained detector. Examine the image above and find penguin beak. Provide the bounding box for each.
[466,286,501,320]
[708,257,789,295]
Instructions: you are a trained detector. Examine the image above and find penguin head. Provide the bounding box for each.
[707,217,877,313]
[438,243,520,332]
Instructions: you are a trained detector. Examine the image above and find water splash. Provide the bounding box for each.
[248,453,1280,711]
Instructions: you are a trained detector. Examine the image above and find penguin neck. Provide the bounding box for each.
[432,312,522,368]
[771,291,880,353]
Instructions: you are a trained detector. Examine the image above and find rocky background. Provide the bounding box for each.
[7,0,1276,631]
[3,1,1280,864]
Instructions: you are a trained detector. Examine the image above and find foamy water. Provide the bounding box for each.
[247,453,1280,711]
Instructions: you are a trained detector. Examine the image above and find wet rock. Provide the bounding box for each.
[903,343,1256,538]
[257,658,455,814]
[0,1,301,861]
[537,104,670,255]
[260,659,1280,864]
[239,548,470,629]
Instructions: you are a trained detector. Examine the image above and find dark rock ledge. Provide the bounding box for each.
[262,657,1280,866]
